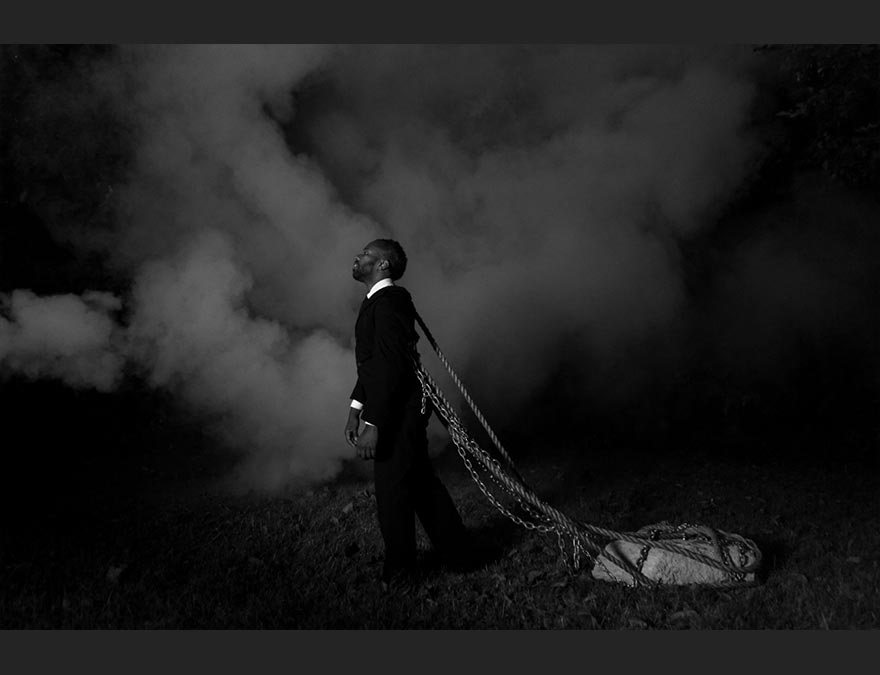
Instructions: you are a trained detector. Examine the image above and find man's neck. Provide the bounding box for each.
[365,277,395,298]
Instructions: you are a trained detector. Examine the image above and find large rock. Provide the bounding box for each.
[591,522,760,586]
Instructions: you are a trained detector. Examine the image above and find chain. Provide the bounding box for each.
[417,366,574,544]
[411,320,763,585]
[634,527,662,573]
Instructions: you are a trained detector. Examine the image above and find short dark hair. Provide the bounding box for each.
[371,238,408,280]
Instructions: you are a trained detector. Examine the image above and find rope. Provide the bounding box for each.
[414,313,526,484]
[413,311,762,587]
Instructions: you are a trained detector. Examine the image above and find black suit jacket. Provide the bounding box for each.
[351,285,422,429]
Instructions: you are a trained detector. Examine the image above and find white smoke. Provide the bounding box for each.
[0,289,124,391]
[127,230,356,488]
[104,45,385,489]
[2,45,773,491]
[302,45,759,408]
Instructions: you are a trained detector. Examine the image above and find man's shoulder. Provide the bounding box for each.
[372,285,415,314]
[375,285,412,303]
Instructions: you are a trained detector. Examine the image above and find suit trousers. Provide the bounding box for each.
[373,403,468,578]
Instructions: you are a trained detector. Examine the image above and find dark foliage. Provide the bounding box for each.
[755,45,880,193]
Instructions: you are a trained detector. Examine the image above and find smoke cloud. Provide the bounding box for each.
[127,230,355,488]
[4,44,878,492]
[297,45,759,410]
[106,45,381,489]
[0,289,124,391]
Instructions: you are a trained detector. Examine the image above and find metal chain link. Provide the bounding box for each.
[418,366,566,537]
[411,316,763,586]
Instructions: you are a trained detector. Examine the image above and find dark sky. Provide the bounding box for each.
[1,45,878,493]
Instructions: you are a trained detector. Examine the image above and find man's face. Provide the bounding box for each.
[352,243,383,282]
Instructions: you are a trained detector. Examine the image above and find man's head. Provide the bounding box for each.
[352,239,408,284]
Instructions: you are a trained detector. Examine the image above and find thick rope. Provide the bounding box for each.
[414,313,526,484]
[413,312,762,586]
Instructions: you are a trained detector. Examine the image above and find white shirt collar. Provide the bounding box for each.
[366,278,395,299]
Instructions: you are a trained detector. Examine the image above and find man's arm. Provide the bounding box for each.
[359,298,414,429]
[348,396,379,459]
[355,422,378,460]
[344,403,361,447]
[345,398,377,446]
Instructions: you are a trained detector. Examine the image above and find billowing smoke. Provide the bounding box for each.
[295,45,759,411]
[127,230,355,489]
[0,289,124,391]
[4,45,877,492]
[3,45,376,490]
[106,45,379,488]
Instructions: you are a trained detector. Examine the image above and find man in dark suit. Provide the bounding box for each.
[345,238,471,584]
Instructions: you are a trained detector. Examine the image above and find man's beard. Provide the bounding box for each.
[352,262,372,281]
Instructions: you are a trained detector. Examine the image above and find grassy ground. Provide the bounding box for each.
[1,417,878,629]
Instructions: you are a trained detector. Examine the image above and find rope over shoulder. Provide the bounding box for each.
[412,310,762,587]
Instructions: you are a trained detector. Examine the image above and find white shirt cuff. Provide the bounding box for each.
[351,400,374,426]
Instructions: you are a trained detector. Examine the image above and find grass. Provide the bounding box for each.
[2,420,878,629]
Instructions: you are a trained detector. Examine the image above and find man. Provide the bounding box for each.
[345,238,471,584]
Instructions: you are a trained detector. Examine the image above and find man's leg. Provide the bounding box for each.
[413,468,472,567]
[405,410,472,568]
[373,418,417,581]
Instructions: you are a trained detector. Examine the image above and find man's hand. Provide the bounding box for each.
[356,424,378,460]
[344,408,361,447]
